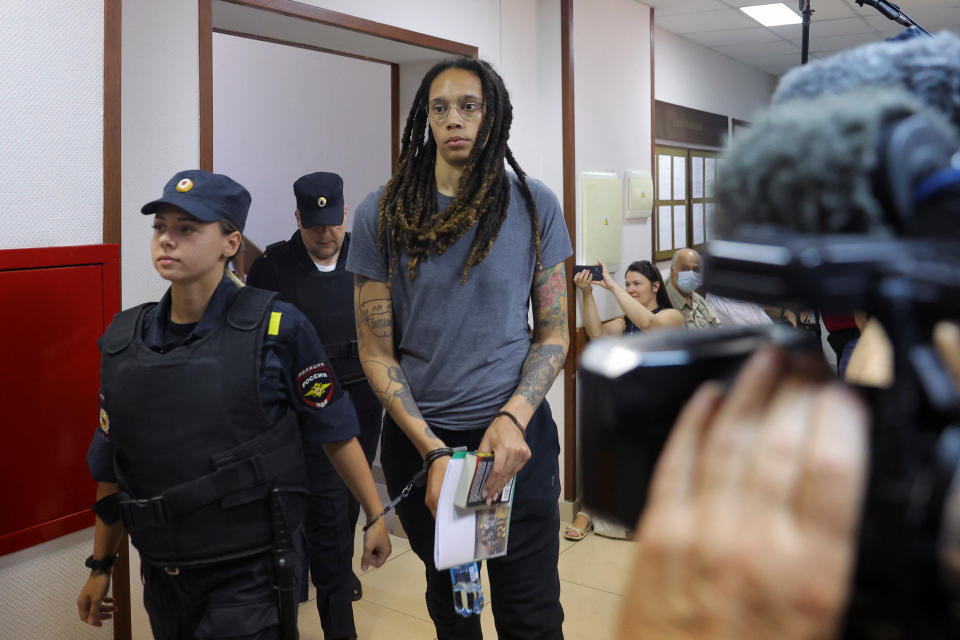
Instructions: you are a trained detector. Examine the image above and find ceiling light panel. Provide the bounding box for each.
[740,3,802,27]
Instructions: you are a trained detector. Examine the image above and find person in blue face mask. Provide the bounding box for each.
[665,248,720,329]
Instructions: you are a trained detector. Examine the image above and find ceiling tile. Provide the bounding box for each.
[682,25,783,46]
[656,9,758,33]
[808,31,886,53]
[835,0,873,20]
[769,16,877,41]
[713,38,800,57]
[739,51,808,66]
[647,0,728,16]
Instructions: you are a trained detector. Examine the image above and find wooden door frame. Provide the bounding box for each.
[198,0,478,172]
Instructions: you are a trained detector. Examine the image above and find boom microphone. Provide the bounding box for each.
[773,31,960,130]
[713,88,958,240]
[854,0,932,34]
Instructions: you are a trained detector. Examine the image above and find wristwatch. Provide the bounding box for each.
[85,554,118,573]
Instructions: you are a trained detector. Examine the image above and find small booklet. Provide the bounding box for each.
[454,452,514,509]
[434,451,515,570]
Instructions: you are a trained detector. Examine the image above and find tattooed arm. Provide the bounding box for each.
[478,261,569,497]
[354,274,449,516]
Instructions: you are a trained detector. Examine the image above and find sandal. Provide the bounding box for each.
[562,512,593,541]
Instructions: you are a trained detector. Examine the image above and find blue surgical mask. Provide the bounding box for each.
[676,270,702,293]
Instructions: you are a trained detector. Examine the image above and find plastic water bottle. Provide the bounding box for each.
[449,562,484,617]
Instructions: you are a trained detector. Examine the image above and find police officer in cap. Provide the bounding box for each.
[77,169,390,640]
[247,172,382,640]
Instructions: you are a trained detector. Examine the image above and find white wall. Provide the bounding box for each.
[0,3,109,638]
[573,0,654,323]
[655,26,777,127]
[0,0,103,249]
[536,0,564,200]
[121,0,202,307]
[212,33,392,247]
[652,26,775,277]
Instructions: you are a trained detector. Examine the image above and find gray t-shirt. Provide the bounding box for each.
[347,174,572,430]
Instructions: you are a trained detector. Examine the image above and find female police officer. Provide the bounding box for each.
[76,170,390,640]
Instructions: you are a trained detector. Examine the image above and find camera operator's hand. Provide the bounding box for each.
[617,348,868,640]
[934,321,960,388]
[845,317,893,388]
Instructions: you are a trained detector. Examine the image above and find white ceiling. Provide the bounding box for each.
[644,0,960,76]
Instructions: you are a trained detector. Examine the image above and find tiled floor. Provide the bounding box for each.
[129,519,632,639]
[297,521,631,639]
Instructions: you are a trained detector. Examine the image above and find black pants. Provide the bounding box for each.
[381,402,565,640]
[303,379,382,640]
[141,550,291,640]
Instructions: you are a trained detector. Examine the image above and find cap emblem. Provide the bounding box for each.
[176,178,194,193]
[317,196,327,208]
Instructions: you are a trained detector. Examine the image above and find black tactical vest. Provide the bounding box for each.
[266,233,364,384]
[100,286,307,565]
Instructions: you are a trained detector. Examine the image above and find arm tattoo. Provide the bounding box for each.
[516,344,565,409]
[514,263,568,409]
[533,263,569,343]
[356,297,394,338]
[362,359,424,422]
[354,274,394,339]
[355,275,433,440]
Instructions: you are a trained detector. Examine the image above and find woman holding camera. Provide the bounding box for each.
[566,260,684,541]
[575,259,684,340]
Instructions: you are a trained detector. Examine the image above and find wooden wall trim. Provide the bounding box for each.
[213,28,395,66]
[112,533,132,640]
[221,0,478,57]
[391,63,400,169]
[650,7,657,265]
[103,3,128,637]
[103,0,121,246]
[200,0,213,171]
[561,0,577,502]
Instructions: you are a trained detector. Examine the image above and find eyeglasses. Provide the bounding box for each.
[427,98,484,123]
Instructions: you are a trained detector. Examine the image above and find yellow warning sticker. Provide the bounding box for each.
[268,311,282,336]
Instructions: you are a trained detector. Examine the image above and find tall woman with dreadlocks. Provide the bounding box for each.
[348,58,571,639]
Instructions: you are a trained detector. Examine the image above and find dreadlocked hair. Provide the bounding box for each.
[377,57,543,284]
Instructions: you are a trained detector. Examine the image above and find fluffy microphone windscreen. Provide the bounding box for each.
[714,88,956,239]
[773,31,960,131]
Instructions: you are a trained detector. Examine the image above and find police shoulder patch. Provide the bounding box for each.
[297,362,334,408]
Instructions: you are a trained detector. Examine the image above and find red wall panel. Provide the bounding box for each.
[0,245,120,555]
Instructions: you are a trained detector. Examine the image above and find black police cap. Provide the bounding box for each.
[141,170,251,232]
[294,172,344,227]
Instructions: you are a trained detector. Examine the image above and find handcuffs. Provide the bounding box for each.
[362,445,466,531]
